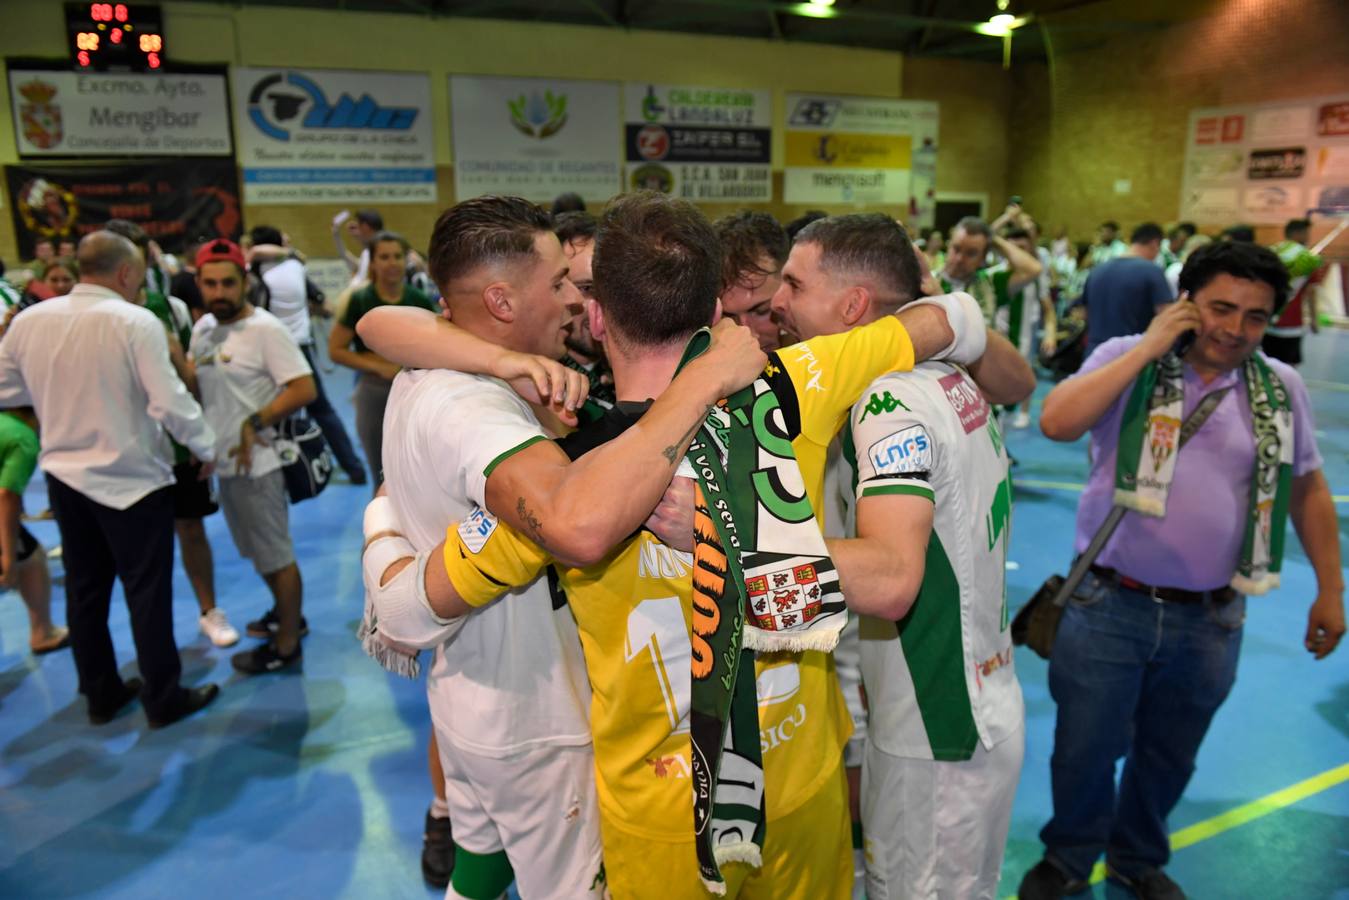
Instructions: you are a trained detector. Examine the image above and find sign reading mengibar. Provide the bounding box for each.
[9,70,232,157]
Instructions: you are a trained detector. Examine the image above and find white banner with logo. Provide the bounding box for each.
[622,83,772,202]
[783,94,938,224]
[8,69,231,157]
[232,68,436,205]
[450,76,621,204]
[1179,94,1349,225]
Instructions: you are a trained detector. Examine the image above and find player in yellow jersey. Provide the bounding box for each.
[360,193,1009,898]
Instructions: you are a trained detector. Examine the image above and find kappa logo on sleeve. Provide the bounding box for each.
[458,506,497,554]
[868,425,932,475]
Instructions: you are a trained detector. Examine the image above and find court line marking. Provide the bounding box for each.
[1015,478,1349,504]
[1003,761,1349,897]
[1304,379,1349,393]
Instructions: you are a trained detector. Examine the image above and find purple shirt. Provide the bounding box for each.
[1074,336,1322,591]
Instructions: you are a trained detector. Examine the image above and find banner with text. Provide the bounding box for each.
[451,75,621,203]
[233,68,435,205]
[5,159,240,259]
[1180,94,1349,224]
[622,83,772,202]
[8,69,231,158]
[783,94,938,224]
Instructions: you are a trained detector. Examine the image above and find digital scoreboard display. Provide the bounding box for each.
[65,3,164,71]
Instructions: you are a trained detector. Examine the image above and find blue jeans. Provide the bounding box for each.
[1040,572,1245,880]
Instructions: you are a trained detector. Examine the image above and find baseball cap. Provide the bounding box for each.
[195,238,246,270]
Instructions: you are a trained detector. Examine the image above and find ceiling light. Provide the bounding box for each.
[793,2,840,18]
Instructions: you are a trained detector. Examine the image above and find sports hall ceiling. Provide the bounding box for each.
[180,0,1185,64]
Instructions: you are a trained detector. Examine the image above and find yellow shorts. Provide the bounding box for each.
[603,761,852,900]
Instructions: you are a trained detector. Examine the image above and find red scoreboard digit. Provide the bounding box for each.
[65,3,163,71]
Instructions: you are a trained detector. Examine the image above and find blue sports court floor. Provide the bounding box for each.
[1,333,1346,899]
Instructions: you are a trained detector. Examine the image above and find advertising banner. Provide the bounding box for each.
[782,94,938,225]
[1180,93,1349,224]
[5,159,241,259]
[8,69,231,157]
[451,75,621,203]
[233,67,436,205]
[622,83,772,202]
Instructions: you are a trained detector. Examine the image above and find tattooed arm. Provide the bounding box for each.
[485,319,764,567]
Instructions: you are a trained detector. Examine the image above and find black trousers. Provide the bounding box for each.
[46,475,185,720]
[301,343,365,477]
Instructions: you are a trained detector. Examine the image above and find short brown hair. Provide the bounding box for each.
[795,214,922,304]
[715,211,788,293]
[428,196,552,292]
[593,192,721,347]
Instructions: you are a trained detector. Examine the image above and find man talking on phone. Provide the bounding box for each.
[1018,241,1343,900]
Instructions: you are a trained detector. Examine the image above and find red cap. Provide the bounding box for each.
[195,238,246,271]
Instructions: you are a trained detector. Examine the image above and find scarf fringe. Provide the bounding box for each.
[357,617,421,679]
[1112,489,1166,518]
[1230,572,1278,596]
[701,841,764,886]
[714,843,763,868]
[743,626,842,654]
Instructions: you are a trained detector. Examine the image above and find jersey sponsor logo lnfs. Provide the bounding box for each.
[868,425,932,475]
[458,505,497,554]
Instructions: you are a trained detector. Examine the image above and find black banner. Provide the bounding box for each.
[626,124,771,165]
[5,159,240,259]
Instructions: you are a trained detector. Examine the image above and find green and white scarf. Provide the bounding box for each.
[1114,352,1294,595]
[678,329,847,893]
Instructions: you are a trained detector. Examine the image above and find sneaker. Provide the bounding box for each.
[147,684,220,729]
[421,809,455,888]
[1018,858,1089,899]
[199,608,240,647]
[231,640,302,675]
[1012,409,1032,429]
[1106,865,1186,900]
[244,608,310,639]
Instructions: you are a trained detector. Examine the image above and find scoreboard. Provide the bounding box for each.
[65,3,164,71]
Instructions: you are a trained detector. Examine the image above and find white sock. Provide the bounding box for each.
[430,796,449,819]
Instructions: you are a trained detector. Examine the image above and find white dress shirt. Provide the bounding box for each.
[0,283,216,510]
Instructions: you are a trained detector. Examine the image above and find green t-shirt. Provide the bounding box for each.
[340,284,436,355]
[142,291,194,463]
[0,413,39,495]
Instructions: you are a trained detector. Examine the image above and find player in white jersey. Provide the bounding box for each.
[360,197,767,900]
[770,214,1033,900]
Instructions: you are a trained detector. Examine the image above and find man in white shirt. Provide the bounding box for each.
[248,225,366,484]
[333,208,383,287]
[188,240,317,675]
[0,232,220,728]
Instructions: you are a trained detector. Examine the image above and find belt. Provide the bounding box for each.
[1089,565,1237,606]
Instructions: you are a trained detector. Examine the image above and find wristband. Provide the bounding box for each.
[906,291,988,365]
[363,495,402,543]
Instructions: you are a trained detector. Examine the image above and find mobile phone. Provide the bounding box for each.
[1172,331,1196,358]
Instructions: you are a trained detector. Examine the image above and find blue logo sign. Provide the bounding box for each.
[246,72,418,142]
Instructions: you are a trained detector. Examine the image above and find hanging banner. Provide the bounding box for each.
[5,160,240,259]
[8,69,231,157]
[1179,93,1349,224]
[451,75,621,204]
[622,83,772,202]
[783,94,938,224]
[232,67,436,205]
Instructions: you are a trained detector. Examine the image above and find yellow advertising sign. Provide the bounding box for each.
[785,131,912,168]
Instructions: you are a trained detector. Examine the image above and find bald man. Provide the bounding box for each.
[0,231,221,729]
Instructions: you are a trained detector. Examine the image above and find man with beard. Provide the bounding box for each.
[188,239,317,674]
